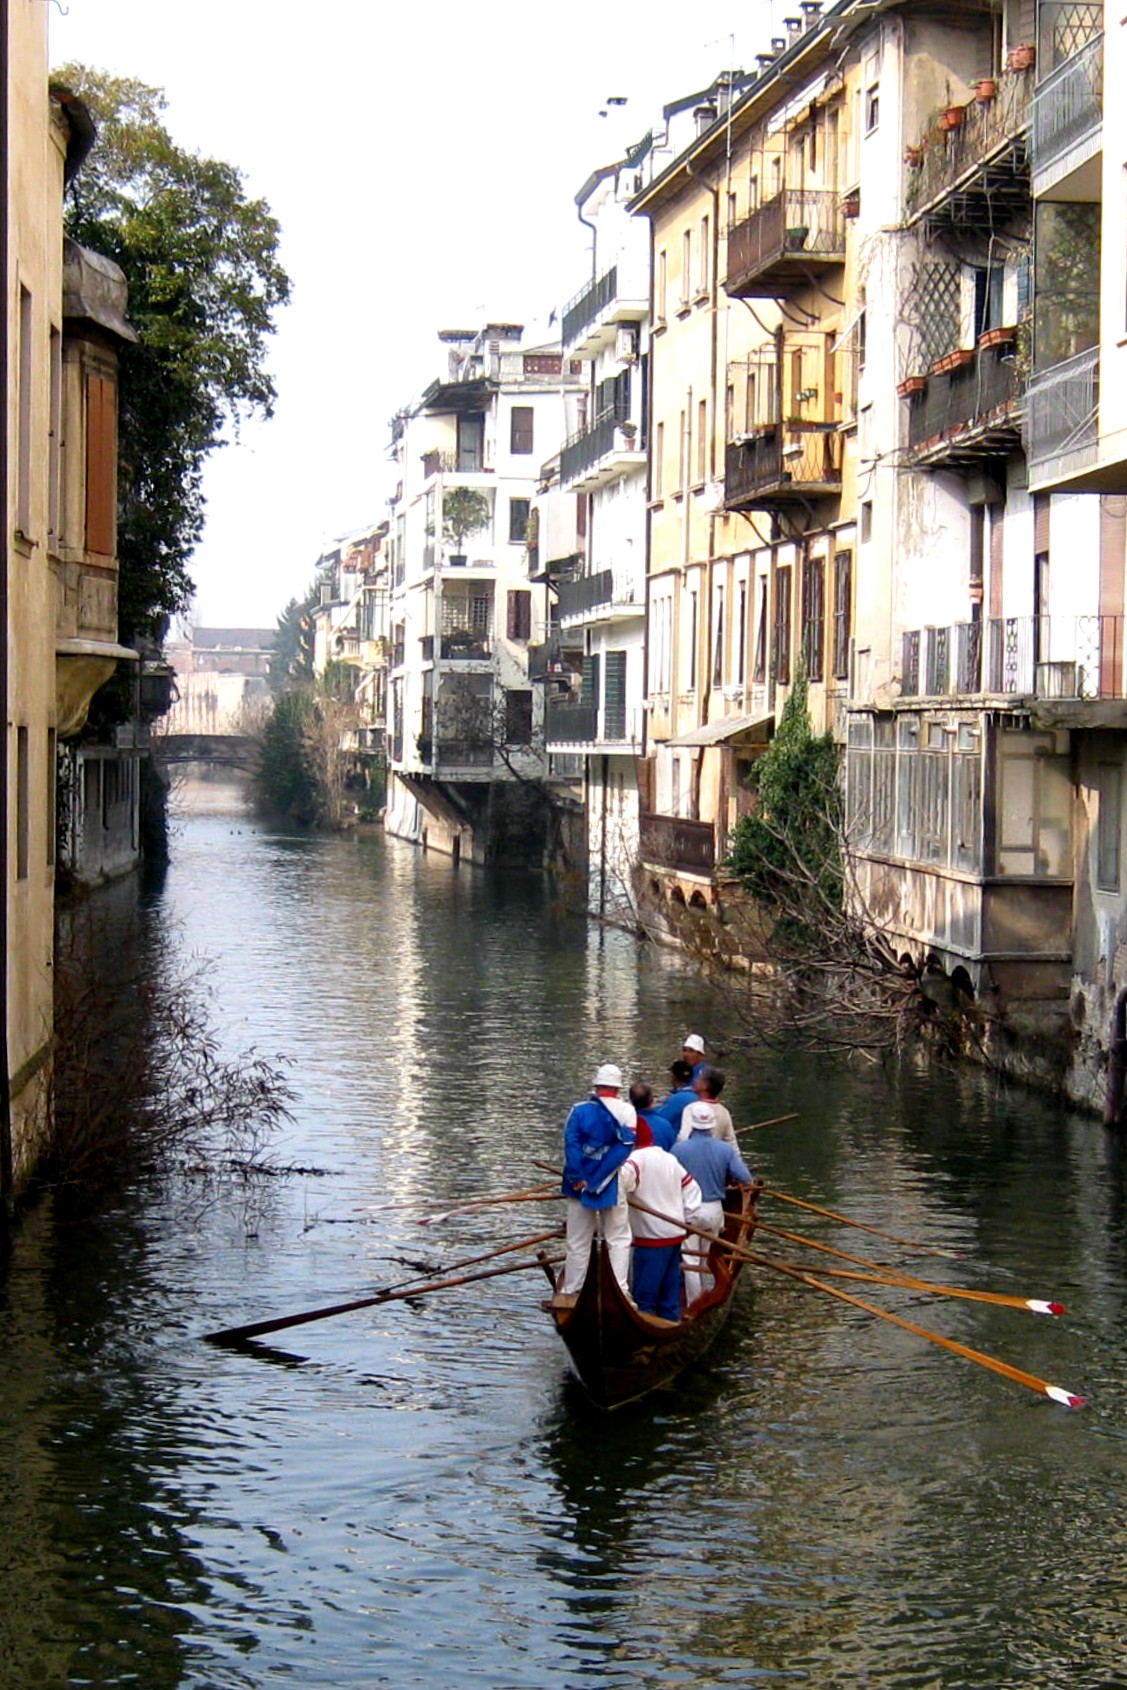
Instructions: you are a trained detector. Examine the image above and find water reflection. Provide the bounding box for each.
[2,784,1127,1688]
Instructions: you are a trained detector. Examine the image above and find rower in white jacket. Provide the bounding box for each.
[617,1145,703,1321]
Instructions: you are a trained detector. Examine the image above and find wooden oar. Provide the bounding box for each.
[362,1182,559,1220]
[755,1221,1065,1315]
[203,1229,564,1344]
[744,1111,799,1133]
[623,1193,1085,1408]
[761,1186,966,1260]
[417,1187,562,1226]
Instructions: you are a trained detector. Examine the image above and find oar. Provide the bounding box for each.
[361,1182,559,1220]
[623,1193,1085,1408]
[203,1228,564,1344]
[418,1187,563,1226]
[744,1111,799,1133]
[761,1186,966,1260]
[755,1221,1065,1315]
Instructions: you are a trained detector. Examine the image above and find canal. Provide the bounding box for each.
[3,783,1127,1688]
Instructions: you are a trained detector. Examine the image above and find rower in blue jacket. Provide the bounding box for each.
[560,1063,637,1298]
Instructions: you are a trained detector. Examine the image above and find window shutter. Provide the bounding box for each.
[604,650,627,739]
[85,371,116,557]
[507,589,531,641]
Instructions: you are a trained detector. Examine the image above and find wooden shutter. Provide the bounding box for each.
[604,650,627,739]
[85,371,116,557]
[506,590,531,641]
[510,406,534,454]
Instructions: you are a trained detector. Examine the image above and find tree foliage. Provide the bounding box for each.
[57,68,291,642]
[725,673,843,944]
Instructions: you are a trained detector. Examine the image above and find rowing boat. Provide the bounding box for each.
[540,1182,760,1409]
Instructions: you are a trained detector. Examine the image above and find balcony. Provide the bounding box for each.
[1026,344,1099,489]
[903,338,1025,468]
[434,739,494,771]
[544,699,598,745]
[903,65,1035,231]
[561,263,647,357]
[439,630,492,662]
[1030,31,1103,199]
[899,614,1125,701]
[724,190,845,298]
[557,567,643,627]
[639,813,715,875]
[559,412,644,492]
[529,634,580,681]
[724,424,841,511]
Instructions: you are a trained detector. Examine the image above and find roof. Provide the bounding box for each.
[667,713,773,748]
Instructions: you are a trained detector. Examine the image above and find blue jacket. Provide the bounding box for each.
[640,1110,678,1152]
[562,1097,636,1210]
[672,1131,752,1203]
[655,1086,697,1132]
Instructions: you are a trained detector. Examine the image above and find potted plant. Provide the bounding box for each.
[904,144,923,167]
[975,76,997,100]
[978,324,1017,350]
[784,224,810,249]
[442,486,491,566]
[939,104,965,132]
[932,347,975,375]
[898,374,928,397]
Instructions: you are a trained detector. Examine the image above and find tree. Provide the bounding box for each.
[442,487,492,559]
[56,68,291,645]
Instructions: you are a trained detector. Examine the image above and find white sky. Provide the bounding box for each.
[50,0,773,630]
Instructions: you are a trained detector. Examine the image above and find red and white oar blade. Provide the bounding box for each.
[1044,1384,1086,1408]
[1026,1299,1066,1317]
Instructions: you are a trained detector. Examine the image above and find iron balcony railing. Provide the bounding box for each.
[1029,31,1103,180]
[561,265,618,350]
[724,426,841,509]
[435,739,494,769]
[440,631,492,660]
[529,632,580,681]
[544,699,598,744]
[900,615,1126,700]
[559,410,637,487]
[556,567,643,623]
[724,190,844,296]
[639,813,716,874]
[904,65,1035,222]
[1026,344,1099,474]
[906,343,1024,459]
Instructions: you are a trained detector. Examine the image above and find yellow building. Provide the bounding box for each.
[4,11,131,1194]
[633,7,858,898]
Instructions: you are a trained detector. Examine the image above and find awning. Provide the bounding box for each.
[667,712,773,748]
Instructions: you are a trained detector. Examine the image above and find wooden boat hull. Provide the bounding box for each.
[544,1185,758,1410]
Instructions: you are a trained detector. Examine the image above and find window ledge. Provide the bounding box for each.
[675,303,692,320]
[648,497,666,511]
[13,531,38,556]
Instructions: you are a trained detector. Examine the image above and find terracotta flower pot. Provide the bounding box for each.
[898,375,928,397]
[978,325,1017,350]
[932,347,975,375]
[904,145,923,167]
[939,105,966,132]
[1008,43,1035,70]
[975,78,997,100]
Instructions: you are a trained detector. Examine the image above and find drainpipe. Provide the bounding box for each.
[1104,985,1127,1128]
[0,0,12,1204]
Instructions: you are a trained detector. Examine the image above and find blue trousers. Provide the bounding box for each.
[632,1242,683,1320]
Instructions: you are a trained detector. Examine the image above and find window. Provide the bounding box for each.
[802,556,825,682]
[48,327,62,545]
[510,406,534,455]
[698,215,710,294]
[16,726,29,880]
[832,549,852,680]
[687,589,698,690]
[656,249,667,323]
[727,190,738,230]
[681,229,692,305]
[654,421,664,498]
[696,398,708,483]
[1097,764,1122,892]
[871,716,895,854]
[995,730,1070,877]
[457,413,485,472]
[866,82,880,132]
[737,581,747,685]
[604,650,627,740]
[857,301,867,372]
[508,497,530,544]
[17,287,33,537]
[504,689,533,744]
[750,173,759,211]
[774,566,792,685]
[46,728,56,869]
[896,716,920,858]
[753,578,768,683]
[506,589,531,641]
[861,500,873,543]
[677,410,686,492]
[712,586,725,687]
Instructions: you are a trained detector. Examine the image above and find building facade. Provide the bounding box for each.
[384,324,583,864]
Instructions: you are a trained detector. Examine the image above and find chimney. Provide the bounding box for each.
[757,51,777,72]
[694,102,718,134]
[771,36,787,53]
[785,15,803,43]
[801,0,822,27]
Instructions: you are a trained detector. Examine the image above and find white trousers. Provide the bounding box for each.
[683,1198,724,1305]
[562,1194,632,1295]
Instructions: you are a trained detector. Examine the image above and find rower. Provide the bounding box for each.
[559,1063,636,1301]
[618,1142,702,1322]
[673,1101,753,1304]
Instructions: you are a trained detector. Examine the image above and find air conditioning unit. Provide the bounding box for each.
[615,326,639,364]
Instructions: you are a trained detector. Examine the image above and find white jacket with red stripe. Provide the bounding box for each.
[618,1146,703,1244]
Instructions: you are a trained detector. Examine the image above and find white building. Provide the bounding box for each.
[384,324,583,864]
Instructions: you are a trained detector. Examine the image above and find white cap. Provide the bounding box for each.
[594,1063,623,1090]
[687,1101,716,1130]
[684,1033,706,1055]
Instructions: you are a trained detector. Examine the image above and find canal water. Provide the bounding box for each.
[3,782,1127,1688]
